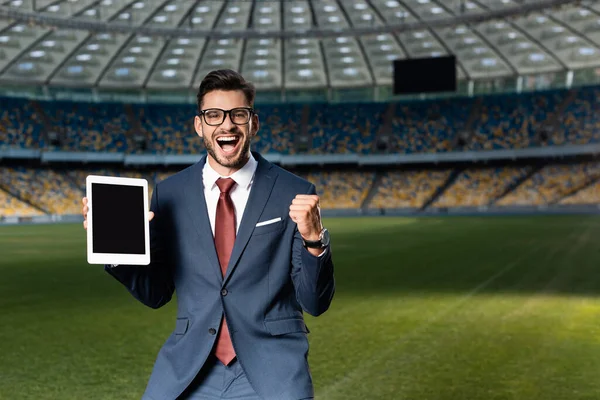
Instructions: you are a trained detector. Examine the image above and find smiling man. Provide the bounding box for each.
[84,69,335,400]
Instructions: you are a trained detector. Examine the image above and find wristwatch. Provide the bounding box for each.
[302,228,330,249]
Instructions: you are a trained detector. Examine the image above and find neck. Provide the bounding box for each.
[207,152,251,176]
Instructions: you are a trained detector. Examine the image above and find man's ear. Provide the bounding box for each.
[251,113,259,137]
[194,115,203,138]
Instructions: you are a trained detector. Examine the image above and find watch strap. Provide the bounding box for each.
[302,228,327,248]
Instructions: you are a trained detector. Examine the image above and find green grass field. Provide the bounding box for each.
[2,216,600,399]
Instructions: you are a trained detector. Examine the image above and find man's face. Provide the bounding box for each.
[194,90,258,172]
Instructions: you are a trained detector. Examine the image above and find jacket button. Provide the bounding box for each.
[208,328,216,335]
[221,289,228,296]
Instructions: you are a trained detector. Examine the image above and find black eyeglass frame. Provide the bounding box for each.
[198,107,255,126]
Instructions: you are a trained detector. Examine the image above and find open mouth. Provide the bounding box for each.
[216,135,241,155]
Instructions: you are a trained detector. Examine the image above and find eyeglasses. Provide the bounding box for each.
[199,107,254,126]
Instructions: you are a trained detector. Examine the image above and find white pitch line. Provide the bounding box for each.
[317,240,548,400]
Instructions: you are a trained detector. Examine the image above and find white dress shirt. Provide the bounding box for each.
[202,153,258,236]
[203,154,325,256]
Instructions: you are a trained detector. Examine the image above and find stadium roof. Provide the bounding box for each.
[0,0,598,91]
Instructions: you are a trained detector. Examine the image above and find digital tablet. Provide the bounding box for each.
[86,175,150,265]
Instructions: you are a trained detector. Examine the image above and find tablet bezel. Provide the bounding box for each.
[86,175,150,265]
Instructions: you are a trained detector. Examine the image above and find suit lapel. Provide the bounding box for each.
[223,153,278,285]
[182,156,223,283]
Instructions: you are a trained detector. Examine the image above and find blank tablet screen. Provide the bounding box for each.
[91,183,146,254]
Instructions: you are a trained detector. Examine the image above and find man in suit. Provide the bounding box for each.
[82,69,335,400]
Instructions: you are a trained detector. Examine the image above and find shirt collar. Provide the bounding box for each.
[203,152,258,191]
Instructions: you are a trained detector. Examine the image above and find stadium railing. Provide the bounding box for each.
[2,143,600,167]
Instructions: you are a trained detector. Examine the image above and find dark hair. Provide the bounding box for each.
[196,69,256,111]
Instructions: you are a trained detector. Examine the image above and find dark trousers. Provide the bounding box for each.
[178,356,261,400]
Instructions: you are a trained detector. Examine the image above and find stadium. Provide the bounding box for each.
[2,0,600,399]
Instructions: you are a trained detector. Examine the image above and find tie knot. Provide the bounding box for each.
[216,177,236,194]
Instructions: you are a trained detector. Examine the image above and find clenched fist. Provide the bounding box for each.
[289,194,323,243]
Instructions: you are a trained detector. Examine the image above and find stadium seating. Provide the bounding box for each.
[0,98,45,149]
[5,85,600,217]
[3,85,600,155]
[42,100,130,153]
[307,103,383,154]
[551,87,600,146]
[301,171,375,208]
[0,189,43,217]
[369,169,452,209]
[432,166,531,208]
[560,179,600,205]
[150,171,176,184]
[469,90,565,151]
[132,103,204,155]
[2,162,600,216]
[496,163,600,206]
[252,104,302,154]
[390,97,472,154]
[0,167,83,214]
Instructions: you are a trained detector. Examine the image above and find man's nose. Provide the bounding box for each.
[220,112,235,129]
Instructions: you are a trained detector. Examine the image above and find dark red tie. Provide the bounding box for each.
[214,177,236,365]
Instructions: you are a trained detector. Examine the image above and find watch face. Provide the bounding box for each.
[321,229,330,247]
[303,229,329,248]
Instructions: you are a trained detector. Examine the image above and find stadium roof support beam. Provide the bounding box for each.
[308,0,331,90]
[44,31,94,85]
[189,1,226,88]
[236,0,256,75]
[333,0,377,86]
[279,0,285,92]
[567,4,600,48]
[49,0,135,87]
[94,0,171,87]
[142,1,199,89]
[436,0,519,77]
[0,0,82,80]
[471,0,568,71]
[43,0,126,86]
[0,0,579,40]
[364,0,410,59]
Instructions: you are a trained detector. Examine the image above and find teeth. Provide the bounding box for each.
[218,137,237,142]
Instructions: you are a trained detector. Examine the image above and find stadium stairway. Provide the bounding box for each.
[0,185,47,214]
[420,167,465,211]
[125,104,142,134]
[124,104,150,151]
[489,165,543,206]
[549,174,600,205]
[371,103,395,153]
[453,97,482,150]
[360,171,383,209]
[535,89,577,145]
[293,105,311,152]
[31,100,63,148]
[301,105,310,135]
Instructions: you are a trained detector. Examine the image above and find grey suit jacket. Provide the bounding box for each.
[105,152,335,400]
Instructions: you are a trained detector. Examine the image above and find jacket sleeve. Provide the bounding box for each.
[104,182,175,309]
[290,184,335,316]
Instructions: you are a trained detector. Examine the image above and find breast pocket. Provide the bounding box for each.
[253,217,284,236]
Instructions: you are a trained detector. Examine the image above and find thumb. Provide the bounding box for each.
[149,211,155,221]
